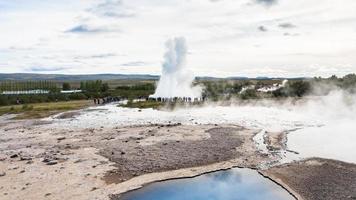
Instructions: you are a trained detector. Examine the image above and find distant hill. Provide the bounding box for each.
[0,73,308,81]
[0,73,159,81]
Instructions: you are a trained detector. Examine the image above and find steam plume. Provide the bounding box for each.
[150,37,202,98]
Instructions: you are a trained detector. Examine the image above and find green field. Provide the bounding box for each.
[121,100,164,109]
[0,100,92,119]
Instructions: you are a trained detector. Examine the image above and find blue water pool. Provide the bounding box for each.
[119,168,294,200]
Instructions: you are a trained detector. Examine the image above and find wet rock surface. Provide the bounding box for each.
[264,158,356,200]
[100,126,254,183]
[55,112,81,119]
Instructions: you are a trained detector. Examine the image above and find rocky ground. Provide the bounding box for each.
[1,110,356,200]
[101,125,264,184]
[262,158,356,200]
[0,116,268,200]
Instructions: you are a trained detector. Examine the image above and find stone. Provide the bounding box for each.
[20,156,32,161]
[10,154,18,158]
[46,161,58,165]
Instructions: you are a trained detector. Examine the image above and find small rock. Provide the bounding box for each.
[46,161,58,165]
[74,159,84,163]
[10,154,18,158]
[19,170,25,174]
[20,156,32,161]
[0,172,6,176]
[104,136,115,140]
[26,160,34,164]
[57,137,66,141]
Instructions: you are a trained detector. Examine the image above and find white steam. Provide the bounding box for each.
[150,37,202,98]
[50,88,356,163]
[256,79,288,93]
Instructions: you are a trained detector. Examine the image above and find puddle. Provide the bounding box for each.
[119,168,295,200]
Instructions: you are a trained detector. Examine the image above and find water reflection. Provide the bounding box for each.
[119,168,294,200]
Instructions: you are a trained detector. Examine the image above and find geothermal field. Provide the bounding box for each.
[1,37,356,200]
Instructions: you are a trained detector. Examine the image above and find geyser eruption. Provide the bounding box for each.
[150,37,202,99]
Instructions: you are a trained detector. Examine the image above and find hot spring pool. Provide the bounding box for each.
[118,168,294,200]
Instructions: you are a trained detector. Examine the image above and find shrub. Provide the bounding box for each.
[240,89,258,100]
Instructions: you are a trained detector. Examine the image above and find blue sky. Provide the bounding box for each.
[0,0,356,77]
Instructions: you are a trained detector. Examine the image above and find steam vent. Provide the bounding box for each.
[149,37,203,102]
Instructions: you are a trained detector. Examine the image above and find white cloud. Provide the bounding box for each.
[0,0,355,77]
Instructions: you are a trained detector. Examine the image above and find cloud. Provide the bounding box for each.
[279,23,297,29]
[258,25,268,32]
[28,66,67,72]
[91,53,117,58]
[283,32,300,37]
[254,0,278,6]
[88,0,136,18]
[1,0,356,77]
[65,24,115,34]
[121,61,147,66]
[74,53,118,59]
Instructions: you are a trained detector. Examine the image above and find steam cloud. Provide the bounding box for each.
[150,37,202,98]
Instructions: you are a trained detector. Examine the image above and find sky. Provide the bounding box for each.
[0,0,356,77]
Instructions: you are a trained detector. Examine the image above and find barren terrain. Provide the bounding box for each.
[1,107,356,200]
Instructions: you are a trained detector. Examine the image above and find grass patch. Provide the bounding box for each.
[120,100,205,110]
[0,100,92,119]
[121,100,164,109]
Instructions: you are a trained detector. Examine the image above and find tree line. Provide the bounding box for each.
[0,80,156,106]
[0,81,59,92]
